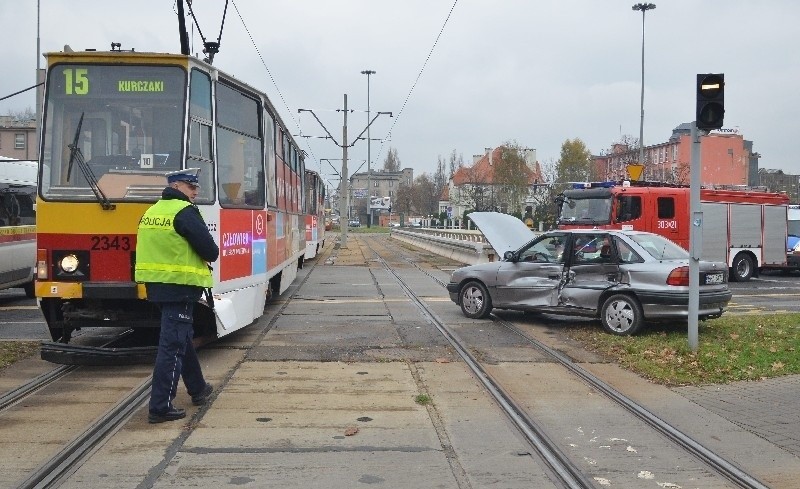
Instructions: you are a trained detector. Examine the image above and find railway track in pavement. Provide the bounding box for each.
[359,233,770,488]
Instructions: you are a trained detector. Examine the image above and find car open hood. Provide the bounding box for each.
[468,212,537,256]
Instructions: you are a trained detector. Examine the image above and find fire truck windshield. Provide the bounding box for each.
[558,190,612,225]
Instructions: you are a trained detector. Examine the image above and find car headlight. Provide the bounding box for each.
[59,254,80,273]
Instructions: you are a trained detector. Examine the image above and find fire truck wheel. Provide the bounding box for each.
[731,253,754,282]
[459,281,493,319]
[600,294,644,336]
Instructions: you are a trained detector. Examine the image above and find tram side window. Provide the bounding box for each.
[187,69,215,203]
[616,195,642,223]
[216,83,264,208]
[265,111,276,207]
[657,197,675,219]
[300,157,307,213]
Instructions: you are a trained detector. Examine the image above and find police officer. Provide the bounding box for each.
[135,168,220,423]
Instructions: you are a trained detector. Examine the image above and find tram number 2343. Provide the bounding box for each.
[656,220,678,230]
[91,235,131,251]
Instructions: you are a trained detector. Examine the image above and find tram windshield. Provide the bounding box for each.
[40,64,186,202]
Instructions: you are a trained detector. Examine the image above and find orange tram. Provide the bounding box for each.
[35,47,324,353]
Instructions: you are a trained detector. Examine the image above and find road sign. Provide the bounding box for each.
[627,164,644,181]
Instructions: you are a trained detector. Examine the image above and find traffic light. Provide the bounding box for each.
[696,73,724,130]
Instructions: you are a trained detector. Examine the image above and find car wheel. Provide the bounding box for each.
[459,281,492,319]
[730,253,753,282]
[600,294,643,336]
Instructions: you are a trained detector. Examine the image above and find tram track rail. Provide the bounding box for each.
[8,254,327,489]
[366,233,770,489]
[0,329,137,413]
[16,379,151,489]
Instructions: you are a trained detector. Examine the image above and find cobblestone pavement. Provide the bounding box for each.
[676,375,800,457]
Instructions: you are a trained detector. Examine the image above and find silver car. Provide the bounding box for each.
[446,212,732,335]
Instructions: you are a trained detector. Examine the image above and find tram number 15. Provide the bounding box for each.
[63,68,89,95]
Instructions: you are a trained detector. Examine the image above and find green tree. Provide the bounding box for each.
[556,138,593,184]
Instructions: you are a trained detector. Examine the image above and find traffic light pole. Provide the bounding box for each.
[688,121,702,351]
[688,72,723,350]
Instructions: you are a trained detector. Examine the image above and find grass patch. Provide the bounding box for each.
[0,341,40,370]
[564,314,800,386]
[414,394,432,405]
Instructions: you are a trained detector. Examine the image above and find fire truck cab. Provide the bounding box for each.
[557,181,790,282]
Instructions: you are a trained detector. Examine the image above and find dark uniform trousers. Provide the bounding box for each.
[149,301,207,415]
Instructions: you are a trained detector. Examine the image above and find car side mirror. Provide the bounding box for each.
[504,250,516,261]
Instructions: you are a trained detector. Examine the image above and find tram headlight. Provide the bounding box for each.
[59,254,80,273]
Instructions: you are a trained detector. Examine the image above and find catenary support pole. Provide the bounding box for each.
[340,94,349,248]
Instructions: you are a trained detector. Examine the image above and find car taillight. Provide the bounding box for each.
[666,266,689,286]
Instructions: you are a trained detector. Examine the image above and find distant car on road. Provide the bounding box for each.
[348,218,361,227]
[446,212,732,335]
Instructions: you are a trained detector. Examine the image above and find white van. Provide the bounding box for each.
[0,158,37,297]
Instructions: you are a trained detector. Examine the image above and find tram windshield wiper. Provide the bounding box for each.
[66,112,84,184]
[66,112,115,210]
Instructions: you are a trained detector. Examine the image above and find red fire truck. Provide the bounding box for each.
[557,181,790,282]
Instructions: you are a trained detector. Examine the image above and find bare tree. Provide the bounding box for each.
[453,163,491,212]
[383,147,401,172]
[530,157,560,230]
[395,181,415,216]
[4,107,35,120]
[434,156,447,204]
[448,149,464,179]
[411,174,437,216]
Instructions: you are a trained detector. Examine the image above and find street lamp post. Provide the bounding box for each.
[361,69,376,227]
[632,3,655,179]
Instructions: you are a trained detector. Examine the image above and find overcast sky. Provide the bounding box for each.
[2,1,798,187]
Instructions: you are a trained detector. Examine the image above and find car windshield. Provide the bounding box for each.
[629,233,687,260]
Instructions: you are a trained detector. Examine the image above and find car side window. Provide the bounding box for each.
[519,235,566,263]
[572,234,606,264]
[614,237,644,263]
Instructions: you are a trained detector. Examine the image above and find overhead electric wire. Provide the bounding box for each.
[230,0,322,172]
[227,1,458,175]
[373,0,460,165]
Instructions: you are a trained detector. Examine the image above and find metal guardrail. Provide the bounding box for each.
[390,228,497,265]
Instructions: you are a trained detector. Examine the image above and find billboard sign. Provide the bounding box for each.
[370,196,391,210]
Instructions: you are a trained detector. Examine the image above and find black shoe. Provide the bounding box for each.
[148,407,186,424]
[191,383,213,406]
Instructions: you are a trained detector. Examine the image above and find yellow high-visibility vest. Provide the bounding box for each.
[135,199,212,288]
